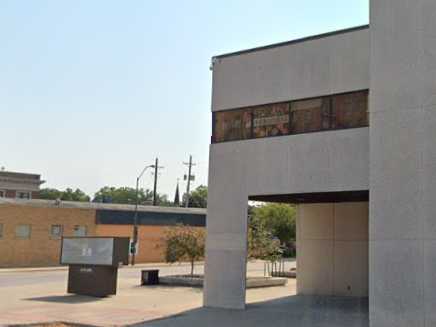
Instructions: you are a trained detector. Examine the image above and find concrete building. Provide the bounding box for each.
[0,198,206,267]
[204,1,436,326]
[0,170,45,199]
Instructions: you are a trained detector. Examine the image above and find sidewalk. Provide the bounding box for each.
[0,261,294,326]
[0,261,205,274]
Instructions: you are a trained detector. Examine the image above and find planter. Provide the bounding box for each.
[271,268,297,278]
[158,275,287,288]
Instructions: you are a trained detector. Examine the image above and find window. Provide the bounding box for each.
[212,90,369,143]
[331,91,368,129]
[16,224,31,239]
[290,98,331,134]
[253,103,290,138]
[16,191,31,200]
[73,225,87,237]
[214,109,252,142]
[0,190,5,198]
[0,224,3,238]
[50,225,63,239]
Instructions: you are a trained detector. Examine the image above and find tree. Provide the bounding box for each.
[39,188,90,202]
[39,188,62,200]
[251,203,296,257]
[248,216,282,262]
[163,225,205,276]
[93,186,172,206]
[183,185,207,208]
[61,188,91,202]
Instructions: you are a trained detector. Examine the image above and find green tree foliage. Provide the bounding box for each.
[183,185,207,208]
[39,188,90,202]
[248,216,283,262]
[164,225,205,276]
[93,186,172,206]
[93,186,147,204]
[250,203,296,257]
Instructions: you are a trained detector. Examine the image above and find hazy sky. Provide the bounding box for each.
[0,0,368,199]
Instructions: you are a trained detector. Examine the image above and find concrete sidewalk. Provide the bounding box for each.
[0,262,204,274]
[137,296,369,327]
[0,261,296,326]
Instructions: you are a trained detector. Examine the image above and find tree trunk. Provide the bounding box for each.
[190,258,194,277]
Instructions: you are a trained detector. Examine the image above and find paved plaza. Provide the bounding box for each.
[0,260,368,327]
[0,261,292,326]
[139,296,368,327]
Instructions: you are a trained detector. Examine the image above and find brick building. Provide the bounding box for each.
[0,170,45,199]
[0,198,206,267]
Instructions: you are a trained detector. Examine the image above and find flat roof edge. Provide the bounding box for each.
[213,25,369,60]
[0,198,207,214]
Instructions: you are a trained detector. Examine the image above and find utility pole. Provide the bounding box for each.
[132,163,153,266]
[183,155,196,207]
[152,157,164,206]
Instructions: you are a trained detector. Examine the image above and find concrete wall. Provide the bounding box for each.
[297,202,368,297]
[212,27,369,111]
[369,0,436,326]
[204,128,369,308]
[205,28,371,309]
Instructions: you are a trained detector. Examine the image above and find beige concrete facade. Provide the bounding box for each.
[297,202,368,297]
[206,1,436,326]
[205,27,370,310]
[369,0,436,326]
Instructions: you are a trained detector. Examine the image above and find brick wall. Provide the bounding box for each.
[0,204,96,267]
[0,204,206,267]
[95,225,205,263]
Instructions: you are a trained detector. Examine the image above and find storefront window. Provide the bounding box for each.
[290,98,330,134]
[214,109,252,142]
[253,103,290,138]
[332,91,368,129]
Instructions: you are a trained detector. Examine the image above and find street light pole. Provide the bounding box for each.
[131,164,152,266]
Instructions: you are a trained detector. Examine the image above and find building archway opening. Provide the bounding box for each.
[245,191,369,312]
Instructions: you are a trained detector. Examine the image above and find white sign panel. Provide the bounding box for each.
[61,238,114,266]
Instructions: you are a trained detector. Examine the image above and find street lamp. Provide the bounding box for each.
[131,164,153,266]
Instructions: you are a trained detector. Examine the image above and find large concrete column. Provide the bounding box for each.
[370,0,436,326]
[203,145,248,309]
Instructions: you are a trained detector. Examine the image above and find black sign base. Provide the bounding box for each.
[67,265,118,297]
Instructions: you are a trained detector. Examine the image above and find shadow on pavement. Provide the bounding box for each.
[24,294,104,304]
[132,284,203,294]
[133,295,369,327]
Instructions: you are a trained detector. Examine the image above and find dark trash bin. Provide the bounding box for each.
[141,269,159,285]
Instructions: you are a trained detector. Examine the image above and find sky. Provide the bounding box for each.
[0,0,369,200]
